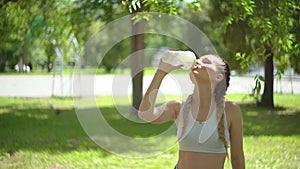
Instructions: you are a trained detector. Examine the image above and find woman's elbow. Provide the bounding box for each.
[137,110,146,121]
[138,110,152,122]
[138,110,162,124]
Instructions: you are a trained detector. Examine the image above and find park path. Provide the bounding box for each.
[0,75,299,97]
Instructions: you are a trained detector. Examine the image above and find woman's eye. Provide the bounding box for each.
[202,58,211,64]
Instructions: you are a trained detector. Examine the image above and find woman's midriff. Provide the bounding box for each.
[177,150,226,169]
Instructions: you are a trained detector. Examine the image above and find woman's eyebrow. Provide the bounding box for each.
[202,57,212,63]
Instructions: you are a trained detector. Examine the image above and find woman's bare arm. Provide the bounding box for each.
[227,102,245,169]
[138,70,181,123]
[138,59,182,124]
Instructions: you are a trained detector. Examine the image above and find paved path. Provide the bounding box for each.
[0,75,299,97]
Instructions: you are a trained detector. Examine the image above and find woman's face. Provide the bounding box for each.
[189,55,225,84]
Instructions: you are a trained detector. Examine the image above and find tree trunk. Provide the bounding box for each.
[131,17,145,113]
[261,48,274,108]
[46,43,54,73]
[18,57,24,72]
[0,55,5,72]
[0,62,5,72]
[47,55,51,73]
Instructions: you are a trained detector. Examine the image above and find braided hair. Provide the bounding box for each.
[215,57,230,154]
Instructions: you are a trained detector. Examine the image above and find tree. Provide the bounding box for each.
[207,0,300,108]
[73,0,203,112]
[120,0,204,112]
[1,1,32,71]
[0,0,80,72]
[38,0,76,72]
[179,1,242,71]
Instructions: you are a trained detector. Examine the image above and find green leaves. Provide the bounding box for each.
[0,0,82,72]
[122,0,142,13]
[251,74,264,103]
[189,1,202,12]
[241,0,255,16]
[236,52,250,70]
[122,0,194,15]
[208,0,299,103]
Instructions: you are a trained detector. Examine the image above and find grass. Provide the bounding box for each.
[0,67,188,76]
[0,94,299,168]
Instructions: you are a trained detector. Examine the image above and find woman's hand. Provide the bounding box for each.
[158,58,183,74]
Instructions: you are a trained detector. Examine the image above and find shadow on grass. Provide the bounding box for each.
[0,106,110,156]
[0,105,174,157]
[99,106,174,137]
[0,101,299,156]
[240,103,300,136]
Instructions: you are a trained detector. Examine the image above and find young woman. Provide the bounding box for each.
[138,54,245,169]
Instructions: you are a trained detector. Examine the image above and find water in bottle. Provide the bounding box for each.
[161,49,196,70]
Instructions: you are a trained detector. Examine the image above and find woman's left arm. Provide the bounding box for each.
[228,102,245,169]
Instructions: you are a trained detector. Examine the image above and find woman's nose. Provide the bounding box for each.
[195,60,201,65]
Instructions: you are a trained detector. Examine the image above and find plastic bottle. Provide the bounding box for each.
[161,50,196,70]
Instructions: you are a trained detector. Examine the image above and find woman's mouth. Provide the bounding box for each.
[192,63,203,71]
[191,63,207,75]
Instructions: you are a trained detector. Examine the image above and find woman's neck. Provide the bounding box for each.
[192,84,216,114]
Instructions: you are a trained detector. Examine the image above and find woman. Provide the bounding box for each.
[138,54,245,169]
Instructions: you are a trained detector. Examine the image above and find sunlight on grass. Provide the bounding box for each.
[0,94,299,168]
[242,136,300,169]
[0,67,188,76]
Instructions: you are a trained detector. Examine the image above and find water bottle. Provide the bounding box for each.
[161,50,196,70]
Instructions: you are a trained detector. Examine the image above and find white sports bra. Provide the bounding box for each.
[176,101,230,153]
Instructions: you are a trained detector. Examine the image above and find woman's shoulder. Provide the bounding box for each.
[166,100,184,107]
[225,100,240,110]
[225,100,242,119]
[165,100,186,121]
[166,99,184,112]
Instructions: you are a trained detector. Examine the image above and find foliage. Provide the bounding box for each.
[101,38,131,72]
[206,0,300,107]
[0,0,86,72]
[207,0,300,73]
[0,0,33,71]
[250,74,264,104]
[0,0,206,73]
[178,1,247,72]
[71,1,129,71]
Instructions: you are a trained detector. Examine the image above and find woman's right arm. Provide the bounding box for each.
[138,60,182,124]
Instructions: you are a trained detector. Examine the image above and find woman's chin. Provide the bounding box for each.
[192,70,200,74]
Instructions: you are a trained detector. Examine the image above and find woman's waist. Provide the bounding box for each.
[178,150,226,169]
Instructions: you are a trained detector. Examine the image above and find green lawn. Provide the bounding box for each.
[0,94,299,168]
[0,67,187,76]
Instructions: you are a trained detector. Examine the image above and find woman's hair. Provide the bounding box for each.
[215,57,230,153]
[178,94,192,140]
[178,55,231,153]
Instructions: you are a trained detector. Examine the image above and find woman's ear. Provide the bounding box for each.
[216,73,224,82]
